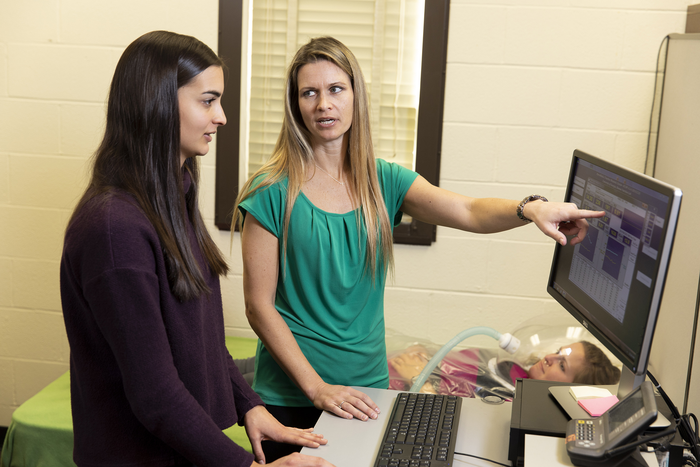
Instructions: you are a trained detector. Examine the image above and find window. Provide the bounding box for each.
[247,0,423,177]
[215,0,449,245]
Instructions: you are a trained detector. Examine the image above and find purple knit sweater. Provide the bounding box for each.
[60,174,262,467]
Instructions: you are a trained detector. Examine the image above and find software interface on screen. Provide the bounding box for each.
[551,157,673,367]
[569,160,669,324]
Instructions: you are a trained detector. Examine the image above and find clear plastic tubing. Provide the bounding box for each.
[408,326,520,393]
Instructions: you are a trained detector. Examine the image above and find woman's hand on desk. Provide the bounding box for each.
[253,452,336,466]
[310,382,381,422]
[244,406,330,465]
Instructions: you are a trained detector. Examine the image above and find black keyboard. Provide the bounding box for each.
[373,392,462,467]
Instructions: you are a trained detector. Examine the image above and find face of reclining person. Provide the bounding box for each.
[527,343,586,383]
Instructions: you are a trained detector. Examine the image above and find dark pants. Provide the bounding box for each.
[262,405,323,462]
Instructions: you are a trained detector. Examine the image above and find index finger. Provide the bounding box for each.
[576,209,606,218]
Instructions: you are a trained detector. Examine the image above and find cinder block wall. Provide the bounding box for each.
[383,1,691,344]
[0,0,692,426]
[0,0,220,426]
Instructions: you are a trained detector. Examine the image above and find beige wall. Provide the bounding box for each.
[0,0,694,426]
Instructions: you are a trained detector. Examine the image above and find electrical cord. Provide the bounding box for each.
[604,425,678,459]
[644,34,669,176]
[647,370,700,462]
[685,413,700,463]
[645,428,683,453]
[453,372,695,467]
[681,446,698,467]
[453,451,511,467]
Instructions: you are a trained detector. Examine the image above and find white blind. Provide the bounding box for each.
[248,0,425,178]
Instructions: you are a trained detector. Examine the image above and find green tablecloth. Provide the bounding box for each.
[1,336,258,467]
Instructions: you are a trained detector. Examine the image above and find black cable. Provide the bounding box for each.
[647,370,700,461]
[686,413,700,460]
[646,427,683,453]
[684,446,699,467]
[644,34,669,176]
[605,425,678,458]
[647,370,682,421]
[689,413,699,439]
[453,451,511,467]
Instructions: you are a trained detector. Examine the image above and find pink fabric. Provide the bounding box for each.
[388,348,528,398]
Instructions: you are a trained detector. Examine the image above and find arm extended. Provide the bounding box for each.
[401,175,604,245]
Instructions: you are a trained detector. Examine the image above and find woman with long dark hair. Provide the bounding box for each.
[61,31,333,467]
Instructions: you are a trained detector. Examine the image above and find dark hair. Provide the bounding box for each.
[70,30,228,301]
[573,341,621,385]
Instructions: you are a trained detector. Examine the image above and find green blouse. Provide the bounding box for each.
[239,158,419,406]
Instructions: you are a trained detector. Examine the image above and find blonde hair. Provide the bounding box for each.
[233,36,394,279]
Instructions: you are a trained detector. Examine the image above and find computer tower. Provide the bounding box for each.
[508,379,571,466]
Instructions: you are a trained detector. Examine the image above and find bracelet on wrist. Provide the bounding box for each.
[516,195,548,223]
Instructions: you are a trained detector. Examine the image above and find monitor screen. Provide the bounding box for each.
[547,150,682,396]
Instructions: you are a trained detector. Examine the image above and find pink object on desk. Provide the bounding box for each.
[578,395,619,417]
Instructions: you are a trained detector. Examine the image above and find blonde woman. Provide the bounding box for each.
[233,36,604,461]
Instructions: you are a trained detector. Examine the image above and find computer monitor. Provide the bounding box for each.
[547,150,682,397]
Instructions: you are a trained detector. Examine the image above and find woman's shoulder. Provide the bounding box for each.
[66,191,160,266]
[241,172,289,207]
[74,191,153,233]
[375,157,394,173]
[374,158,419,208]
[375,158,418,182]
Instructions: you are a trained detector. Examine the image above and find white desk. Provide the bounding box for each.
[524,435,659,467]
[301,387,513,467]
[302,387,662,467]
